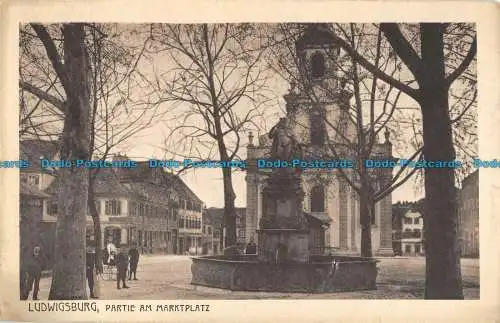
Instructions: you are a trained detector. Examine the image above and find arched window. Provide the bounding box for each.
[310,185,325,213]
[310,112,326,146]
[311,53,325,78]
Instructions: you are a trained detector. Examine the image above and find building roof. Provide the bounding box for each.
[404,209,423,217]
[392,199,424,228]
[20,139,59,169]
[167,173,203,204]
[295,23,338,50]
[127,182,173,206]
[44,168,134,198]
[42,156,203,205]
[94,170,134,197]
[118,161,202,204]
[204,207,246,227]
[19,143,204,206]
[20,181,51,198]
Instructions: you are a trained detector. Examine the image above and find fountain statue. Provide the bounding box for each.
[257,118,310,264]
[190,117,379,293]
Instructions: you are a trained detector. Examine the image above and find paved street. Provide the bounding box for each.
[35,255,479,300]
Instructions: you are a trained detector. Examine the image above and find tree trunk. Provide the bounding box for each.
[359,191,373,257]
[222,166,237,247]
[48,23,91,300]
[88,172,103,273]
[420,23,463,299]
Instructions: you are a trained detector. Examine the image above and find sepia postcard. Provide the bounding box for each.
[0,0,499,322]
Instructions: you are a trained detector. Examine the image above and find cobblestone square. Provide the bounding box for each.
[34,255,479,300]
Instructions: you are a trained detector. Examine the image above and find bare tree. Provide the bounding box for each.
[324,23,477,299]
[84,23,161,271]
[266,23,423,257]
[21,23,92,300]
[19,23,160,297]
[145,23,272,247]
[268,23,475,261]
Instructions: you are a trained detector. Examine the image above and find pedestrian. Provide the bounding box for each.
[128,243,140,280]
[116,245,130,289]
[245,236,257,255]
[85,245,99,299]
[20,268,27,300]
[106,238,117,266]
[22,246,42,300]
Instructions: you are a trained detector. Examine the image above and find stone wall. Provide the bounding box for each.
[191,255,378,293]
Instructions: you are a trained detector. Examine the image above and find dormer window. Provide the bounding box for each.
[311,53,325,78]
[21,174,40,187]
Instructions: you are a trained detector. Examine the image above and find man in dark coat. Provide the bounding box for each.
[116,245,130,289]
[22,246,42,300]
[128,243,140,280]
[85,246,99,298]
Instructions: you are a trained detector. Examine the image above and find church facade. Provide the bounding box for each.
[245,25,394,256]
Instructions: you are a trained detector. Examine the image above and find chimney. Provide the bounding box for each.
[113,153,129,162]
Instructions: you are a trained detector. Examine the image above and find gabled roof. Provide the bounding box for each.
[118,161,202,204]
[20,139,59,168]
[20,181,51,198]
[204,207,246,227]
[392,200,424,228]
[204,208,224,227]
[44,168,133,198]
[127,182,173,206]
[168,173,203,204]
[44,161,204,207]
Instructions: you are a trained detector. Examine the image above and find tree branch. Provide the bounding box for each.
[30,23,71,97]
[445,36,477,88]
[20,80,66,112]
[330,26,420,100]
[379,23,424,81]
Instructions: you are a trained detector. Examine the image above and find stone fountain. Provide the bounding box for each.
[190,119,379,293]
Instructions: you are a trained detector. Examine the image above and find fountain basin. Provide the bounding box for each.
[190,255,379,293]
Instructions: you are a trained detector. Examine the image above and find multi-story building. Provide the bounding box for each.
[235,208,246,246]
[458,170,479,257]
[20,140,60,268]
[176,187,204,255]
[392,202,408,256]
[392,200,423,256]
[204,207,246,251]
[201,212,221,255]
[41,158,184,256]
[19,140,204,266]
[20,182,51,270]
[400,210,424,256]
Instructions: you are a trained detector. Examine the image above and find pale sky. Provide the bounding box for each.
[112,25,429,208]
[117,28,425,208]
[123,85,424,208]
[19,24,475,208]
[126,128,424,208]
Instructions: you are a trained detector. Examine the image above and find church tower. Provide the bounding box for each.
[246,24,394,256]
[285,24,355,155]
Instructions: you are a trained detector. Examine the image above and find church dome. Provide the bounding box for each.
[295,23,337,50]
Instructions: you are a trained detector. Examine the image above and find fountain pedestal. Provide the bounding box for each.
[190,116,379,293]
[257,229,309,263]
[257,169,311,264]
